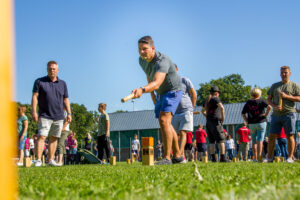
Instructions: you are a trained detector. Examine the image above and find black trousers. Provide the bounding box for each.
[97,135,111,161]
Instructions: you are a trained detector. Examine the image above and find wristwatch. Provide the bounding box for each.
[140,87,146,93]
[67,113,72,116]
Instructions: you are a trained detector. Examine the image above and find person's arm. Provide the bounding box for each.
[105,119,110,137]
[242,114,248,125]
[132,72,166,99]
[262,105,272,117]
[218,103,225,123]
[280,92,300,102]
[188,88,197,108]
[20,120,28,141]
[201,107,207,117]
[63,98,72,123]
[268,95,281,111]
[62,119,69,132]
[147,76,156,105]
[31,92,39,122]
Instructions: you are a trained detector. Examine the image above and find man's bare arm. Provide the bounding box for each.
[63,98,72,123]
[132,72,166,99]
[188,88,197,108]
[31,92,39,122]
[218,103,225,123]
[147,76,156,105]
[280,92,300,102]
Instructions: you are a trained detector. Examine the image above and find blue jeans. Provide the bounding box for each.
[249,122,267,143]
[227,149,234,160]
[277,138,289,159]
[270,113,296,134]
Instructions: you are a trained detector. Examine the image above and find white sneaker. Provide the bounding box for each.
[17,162,23,166]
[34,160,42,167]
[48,160,60,167]
[286,158,294,163]
[263,158,273,163]
[56,162,63,167]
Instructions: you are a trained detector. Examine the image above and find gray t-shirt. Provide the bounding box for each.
[175,77,194,114]
[267,81,300,116]
[139,51,182,95]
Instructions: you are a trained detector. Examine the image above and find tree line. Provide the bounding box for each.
[18,74,268,140]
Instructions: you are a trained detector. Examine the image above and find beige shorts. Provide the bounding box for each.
[38,117,64,138]
[240,142,249,154]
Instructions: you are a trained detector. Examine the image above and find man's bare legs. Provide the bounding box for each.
[159,112,181,160]
[178,130,187,157]
[267,133,277,160]
[286,134,295,159]
[48,136,58,161]
[36,136,46,160]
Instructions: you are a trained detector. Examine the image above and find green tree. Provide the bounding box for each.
[196,74,269,105]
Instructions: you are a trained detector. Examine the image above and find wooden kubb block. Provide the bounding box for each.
[131,153,136,163]
[24,157,31,167]
[142,147,154,166]
[202,156,208,163]
[110,156,116,165]
[274,157,280,163]
[127,159,131,164]
[142,137,154,147]
[232,158,238,163]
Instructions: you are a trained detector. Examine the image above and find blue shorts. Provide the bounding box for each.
[18,136,27,150]
[154,90,183,119]
[249,122,267,143]
[270,113,296,135]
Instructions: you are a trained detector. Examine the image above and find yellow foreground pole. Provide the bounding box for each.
[0,0,17,199]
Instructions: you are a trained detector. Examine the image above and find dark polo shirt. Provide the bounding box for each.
[33,76,68,120]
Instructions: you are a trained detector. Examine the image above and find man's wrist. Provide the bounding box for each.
[140,87,146,93]
[67,113,72,116]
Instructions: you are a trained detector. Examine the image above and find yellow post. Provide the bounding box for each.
[0,0,17,199]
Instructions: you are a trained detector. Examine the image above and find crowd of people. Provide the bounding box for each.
[17,36,300,166]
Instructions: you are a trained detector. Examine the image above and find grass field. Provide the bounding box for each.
[18,162,300,200]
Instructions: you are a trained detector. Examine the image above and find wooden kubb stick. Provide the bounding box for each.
[121,93,135,103]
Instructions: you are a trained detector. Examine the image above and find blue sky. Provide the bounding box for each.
[15,0,300,113]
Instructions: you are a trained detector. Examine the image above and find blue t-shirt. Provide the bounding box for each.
[33,76,69,120]
[175,77,194,114]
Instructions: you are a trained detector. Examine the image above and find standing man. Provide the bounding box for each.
[201,86,227,162]
[131,36,183,165]
[236,122,251,161]
[97,103,110,162]
[195,125,208,161]
[32,61,71,167]
[266,66,300,163]
[172,64,197,163]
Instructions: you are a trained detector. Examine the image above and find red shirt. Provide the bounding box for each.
[186,132,193,144]
[277,128,287,139]
[195,129,207,143]
[237,127,251,143]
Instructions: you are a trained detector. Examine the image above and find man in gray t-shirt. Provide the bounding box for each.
[172,65,197,161]
[265,66,300,163]
[130,36,183,165]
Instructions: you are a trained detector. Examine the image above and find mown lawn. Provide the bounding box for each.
[18,162,300,200]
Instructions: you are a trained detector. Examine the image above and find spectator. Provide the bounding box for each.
[191,140,198,161]
[31,60,72,167]
[277,128,289,160]
[97,103,110,162]
[155,139,163,159]
[84,133,93,151]
[57,108,71,166]
[225,135,235,160]
[109,140,114,156]
[195,125,208,161]
[17,105,28,166]
[185,131,193,161]
[131,134,140,161]
[29,135,36,160]
[236,122,251,161]
[25,138,30,157]
[70,133,78,164]
[242,87,271,162]
[263,137,269,158]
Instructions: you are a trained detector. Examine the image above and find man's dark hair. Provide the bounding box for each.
[47,60,58,68]
[281,65,290,71]
[138,36,154,46]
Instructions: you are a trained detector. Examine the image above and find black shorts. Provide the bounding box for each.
[206,119,225,143]
[185,143,193,150]
[197,143,207,152]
